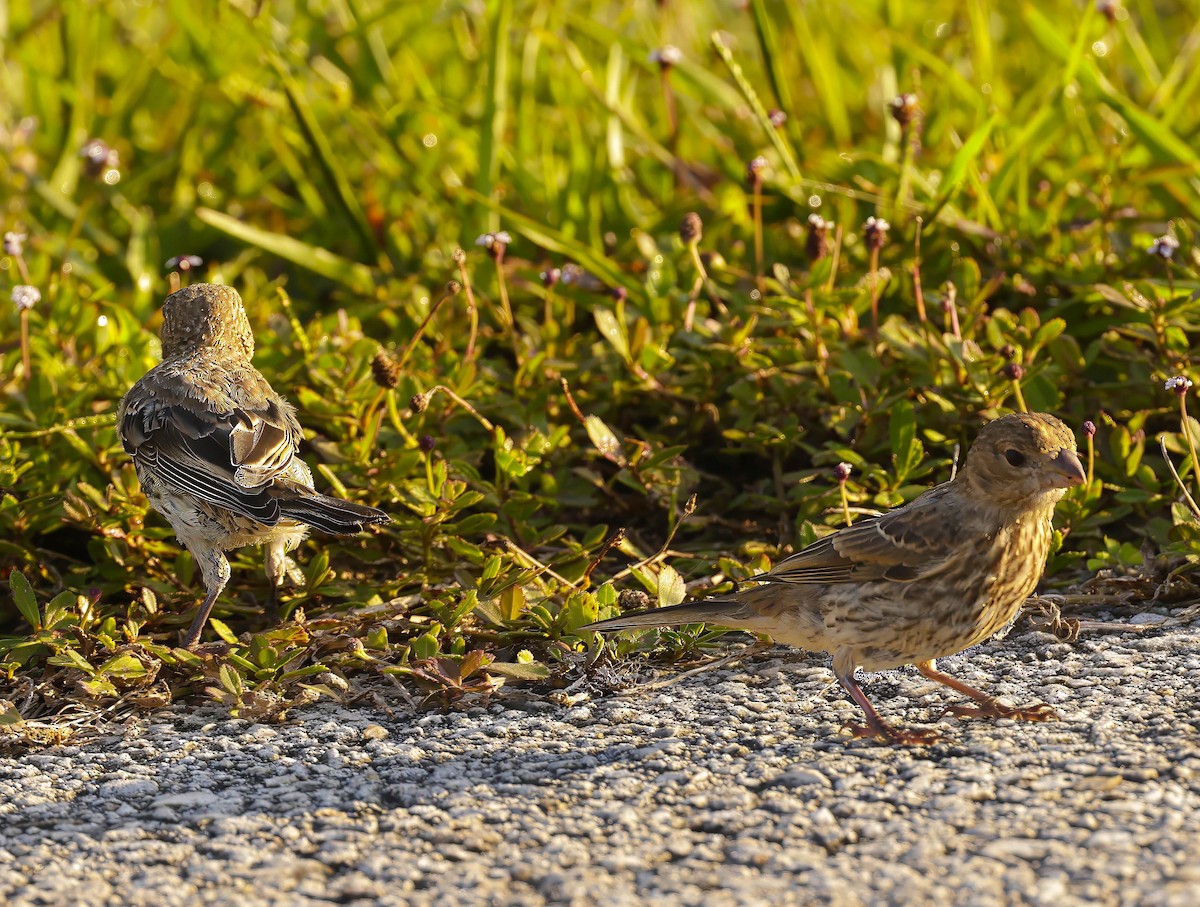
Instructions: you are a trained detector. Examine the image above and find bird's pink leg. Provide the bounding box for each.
[916,660,1057,722]
[181,547,231,649]
[833,651,939,746]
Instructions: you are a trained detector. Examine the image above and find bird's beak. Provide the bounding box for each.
[1048,449,1087,488]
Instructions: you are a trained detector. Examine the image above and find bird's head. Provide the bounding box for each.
[959,412,1085,510]
[160,284,254,360]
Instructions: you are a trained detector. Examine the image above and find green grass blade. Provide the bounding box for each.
[196,207,376,295]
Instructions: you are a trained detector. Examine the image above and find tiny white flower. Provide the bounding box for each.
[864,216,890,233]
[474,231,512,250]
[650,45,683,66]
[3,232,26,257]
[808,213,833,231]
[11,284,41,311]
[1165,375,1193,394]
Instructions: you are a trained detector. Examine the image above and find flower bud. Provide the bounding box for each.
[679,212,703,245]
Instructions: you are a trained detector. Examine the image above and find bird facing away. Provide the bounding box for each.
[585,412,1086,745]
[118,284,390,648]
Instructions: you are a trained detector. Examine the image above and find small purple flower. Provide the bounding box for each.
[834,462,852,483]
[165,254,204,272]
[863,216,890,251]
[1082,420,1097,439]
[806,214,833,263]
[767,109,787,128]
[540,268,562,288]
[746,156,768,183]
[1002,362,1024,381]
[1165,375,1193,396]
[1148,235,1180,260]
[11,285,40,311]
[889,93,919,126]
[419,434,437,453]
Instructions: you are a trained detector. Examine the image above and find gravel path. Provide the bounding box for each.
[2,615,1199,906]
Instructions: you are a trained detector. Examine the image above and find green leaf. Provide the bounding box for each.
[486,660,551,681]
[43,591,76,631]
[195,207,376,295]
[584,414,624,463]
[9,571,40,632]
[657,565,686,608]
[209,618,240,645]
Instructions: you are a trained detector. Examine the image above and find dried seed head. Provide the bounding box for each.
[863,216,890,252]
[1082,420,1097,439]
[452,247,467,264]
[1165,375,1193,396]
[540,267,562,288]
[767,109,787,128]
[371,349,401,389]
[1002,362,1024,381]
[445,280,462,296]
[889,93,919,127]
[650,45,683,68]
[80,139,120,184]
[679,212,703,245]
[3,232,26,257]
[806,213,833,263]
[834,462,852,483]
[411,391,430,412]
[617,588,652,610]
[11,284,40,312]
[419,434,437,453]
[1148,235,1180,260]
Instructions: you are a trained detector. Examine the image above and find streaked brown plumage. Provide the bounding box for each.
[118,284,389,648]
[585,412,1086,745]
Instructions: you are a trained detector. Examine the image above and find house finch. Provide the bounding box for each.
[118,284,390,648]
[585,412,1086,745]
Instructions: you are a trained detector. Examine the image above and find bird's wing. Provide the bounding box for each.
[762,486,966,585]
[120,392,303,525]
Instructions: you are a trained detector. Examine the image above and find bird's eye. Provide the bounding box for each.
[1004,449,1027,467]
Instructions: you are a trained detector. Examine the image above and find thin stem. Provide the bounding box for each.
[394,284,457,373]
[1159,434,1200,520]
[1010,378,1028,413]
[839,482,852,527]
[803,287,829,385]
[492,249,520,364]
[19,309,31,380]
[1086,433,1095,491]
[4,413,117,438]
[422,385,494,432]
[868,245,881,337]
[1180,394,1200,505]
[752,177,764,295]
[454,251,480,362]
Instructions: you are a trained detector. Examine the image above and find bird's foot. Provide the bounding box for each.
[944,699,1058,723]
[843,720,941,747]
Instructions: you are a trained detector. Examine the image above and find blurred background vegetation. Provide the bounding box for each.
[2,0,1199,721]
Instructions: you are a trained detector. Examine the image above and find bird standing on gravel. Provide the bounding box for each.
[585,412,1086,745]
[118,284,390,648]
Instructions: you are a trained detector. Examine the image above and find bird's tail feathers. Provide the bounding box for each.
[583,597,752,633]
[279,492,390,535]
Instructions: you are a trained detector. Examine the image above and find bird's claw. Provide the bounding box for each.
[943,700,1058,723]
[843,721,941,747]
